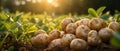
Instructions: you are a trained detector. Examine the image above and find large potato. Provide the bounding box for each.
[66,23,77,34]
[61,34,76,46]
[76,25,91,40]
[31,34,49,47]
[108,22,120,32]
[88,30,101,46]
[99,28,114,41]
[61,18,74,32]
[70,39,87,50]
[88,18,106,30]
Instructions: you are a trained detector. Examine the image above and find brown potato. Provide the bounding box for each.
[47,39,63,50]
[34,30,46,36]
[76,25,91,40]
[99,28,114,41]
[88,30,101,46]
[31,34,49,47]
[48,30,61,42]
[108,22,120,32]
[75,18,89,27]
[70,39,87,50]
[88,18,106,30]
[61,18,74,32]
[60,31,65,38]
[61,34,76,46]
[66,23,77,34]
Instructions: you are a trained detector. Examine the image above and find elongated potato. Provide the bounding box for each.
[88,18,106,30]
[76,25,91,40]
[66,23,77,34]
[61,18,74,32]
[88,30,101,46]
[108,22,120,32]
[70,39,87,50]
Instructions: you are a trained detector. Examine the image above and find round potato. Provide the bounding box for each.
[66,23,77,34]
[76,25,91,40]
[34,30,46,36]
[75,18,89,27]
[108,22,120,32]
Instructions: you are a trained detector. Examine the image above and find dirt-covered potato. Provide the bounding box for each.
[75,18,89,27]
[88,18,106,30]
[76,25,91,40]
[108,22,120,32]
[47,39,63,50]
[61,34,76,46]
[70,39,87,50]
[34,30,46,36]
[60,31,65,38]
[61,18,74,32]
[88,30,101,46]
[99,28,114,41]
[31,34,49,47]
[66,23,77,34]
[48,30,61,42]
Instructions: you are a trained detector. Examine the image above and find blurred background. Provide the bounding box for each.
[0,0,120,15]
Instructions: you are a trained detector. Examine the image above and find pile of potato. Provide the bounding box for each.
[31,18,120,51]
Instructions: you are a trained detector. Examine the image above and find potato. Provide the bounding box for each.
[31,34,49,47]
[99,28,114,41]
[61,34,76,46]
[108,22,120,32]
[34,30,46,36]
[47,39,63,50]
[61,18,74,32]
[60,31,65,38]
[88,30,101,46]
[76,25,91,40]
[48,30,61,42]
[70,39,87,50]
[88,18,106,30]
[75,18,89,27]
[66,23,77,34]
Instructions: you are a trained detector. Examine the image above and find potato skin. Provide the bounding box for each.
[66,23,77,34]
[61,18,74,32]
[31,34,49,47]
[76,25,91,40]
[61,34,76,46]
[108,22,120,32]
[70,39,87,50]
[75,18,89,27]
[98,28,113,41]
[48,30,61,42]
[34,30,46,36]
[88,30,101,46]
[47,39,63,50]
[88,18,106,30]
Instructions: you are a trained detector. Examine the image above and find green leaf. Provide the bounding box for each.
[14,13,23,22]
[97,6,106,16]
[100,14,110,20]
[88,8,98,17]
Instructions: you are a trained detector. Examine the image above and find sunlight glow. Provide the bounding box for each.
[47,0,54,3]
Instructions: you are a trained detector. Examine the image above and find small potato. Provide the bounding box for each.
[66,23,77,34]
[88,18,106,30]
[75,18,89,27]
[99,28,113,41]
[47,39,63,50]
[61,18,74,32]
[108,22,120,32]
[76,25,91,40]
[31,34,49,47]
[61,34,76,46]
[60,31,65,38]
[88,30,101,46]
[70,39,87,50]
[34,30,46,36]
[48,30,61,42]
